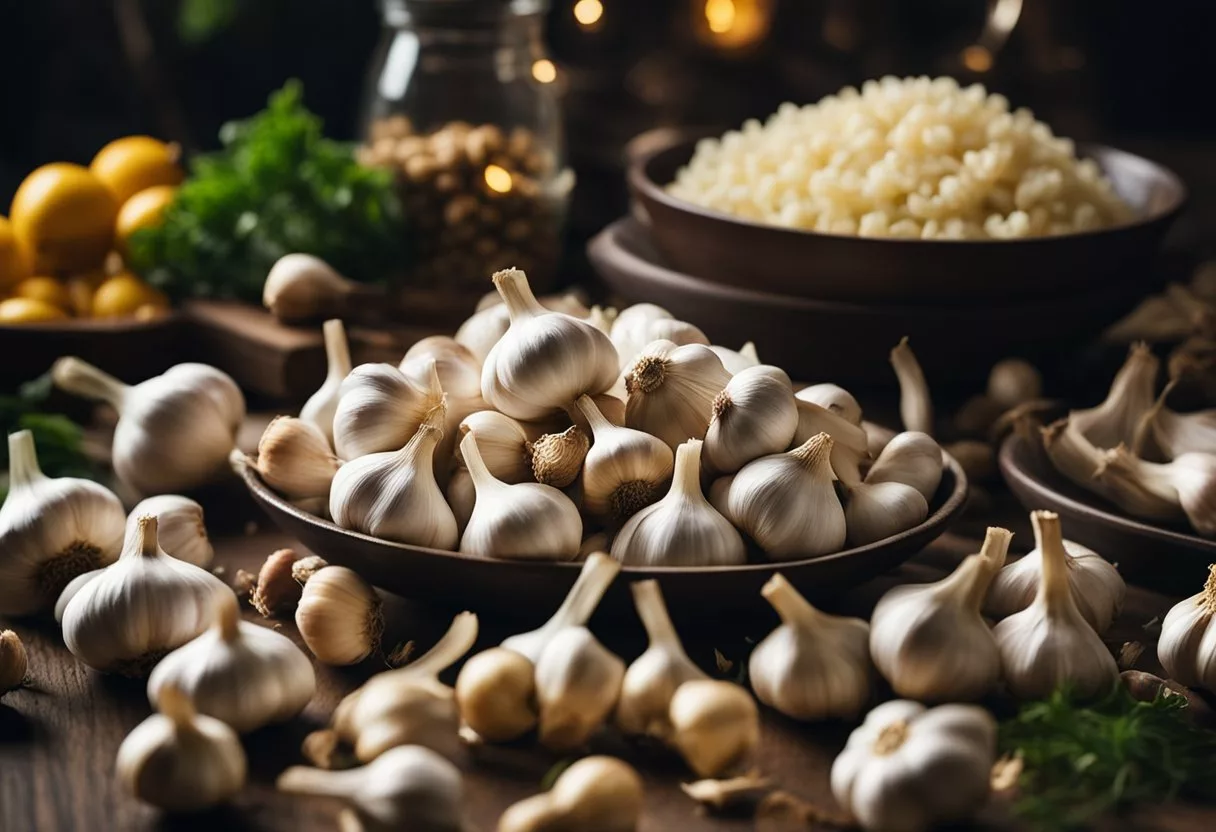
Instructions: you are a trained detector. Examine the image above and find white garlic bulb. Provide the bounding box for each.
[117,684,246,812]
[457,410,533,483]
[703,365,798,475]
[498,756,643,832]
[534,624,625,751]
[52,358,245,496]
[610,302,674,369]
[796,383,863,426]
[299,318,352,446]
[843,480,929,547]
[1073,342,1159,449]
[332,360,443,459]
[1095,446,1216,537]
[575,394,674,520]
[501,553,621,663]
[986,515,1125,634]
[481,268,619,420]
[617,580,708,739]
[1158,564,1216,692]
[624,340,731,450]
[402,335,484,404]
[993,511,1119,700]
[456,302,512,366]
[863,420,897,460]
[148,594,315,732]
[612,439,745,567]
[749,573,871,720]
[295,565,383,665]
[717,432,846,558]
[987,358,1043,409]
[263,253,358,321]
[870,527,1012,703]
[126,494,213,568]
[709,341,761,375]
[459,433,582,561]
[1132,385,1216,460]
[864,431,943,501]
[890,337,933,435]
[61,515,232,674]
[0,430,126,616]
[255,416,341,501]
[668,680,760,778]
[793,399,872,486]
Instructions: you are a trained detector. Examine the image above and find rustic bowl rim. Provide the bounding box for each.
[0,311,180,333]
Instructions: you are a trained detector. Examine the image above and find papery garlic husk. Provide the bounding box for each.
[61,515,232,675]
[718,432,846,558]
[530,425,590,488]
[295,565,383,665]
[263,253,356,322]
[1095,446,1216,537]
[1157,564,1216,692]
[992,511,1120,700]
[616,580,708,739]
[870,528,1012,702]
[710,341,761,375]
[446,466,476,534]
[575,394,673,521]
[127,494,214,568]
[457,410,533,484]
[985,514,1125,633]
[864,431,944,501]
[534,624,626,751]
[796,383,863,426]
[890,337,933,435]
[0,430,126,616]
[793,399,872,486]
[749,573,871,720]
[844,480,929,547]
[1132,381,1216,460]
[0,629,28,694]
[459,432,582,560]
[501,552,621,663]
[497,756,643,832]
[332,359,444,459]
[481,269,619,420]
[250,548,302,617]
[624,340,731,450]
[703,365,798,475]
[610,302,673,370]
[52,358,245,495]
[987,358,1043,409]
[148,594,316,732]
[1073,342,1160,448]
[292,555,329,584]
[256,416,342,500]
[612,439,744,567]
[330,404,458,549]
[117,684,246,812]
[668,680,760,778]
[300,318,352,446]
[279,745,465,832]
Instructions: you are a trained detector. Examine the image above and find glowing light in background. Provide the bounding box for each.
[695,0,771,52]
[705,0,736,33]
[531,59,557,84]
[961,45,993,73]
[484,165,513,194]
[573,0,603,28]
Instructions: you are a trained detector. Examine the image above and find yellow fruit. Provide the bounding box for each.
[116,185,176,254]
[0,216,30,289]
[92,272,168,318]
[90,136,184,205]
[12,276,71,311]
[10,163,117,273]
[66,277,97,317]
[0,297,67,324]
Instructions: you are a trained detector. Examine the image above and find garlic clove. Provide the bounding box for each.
[703,365,799,475]
[256,416,342,501]
[455,647,538,742]
[501,552,621,663]
[1101,449,1216,537]
[987,358,1043,409]
[534,625,626,751]
[610,302,674,370]
[1131,381,1216,460]
[890,337,933,435]
[710,341,761,375]
[1072,342,1160,448]
[792,399,871,487]
[795,383,863,426]
[668,679,760,778]
[1157,564,1216,691]
[497,756,643,832]
[332,360,444,460]
[529,425,590,488]
[456,303,512,366]
[457,409,534,484]
[843,480,929,547]
[862,420,897,460]
[127,494,214,568]
[624,340,731,450]
[0,629,29,695]
[864,431,943,501]
[295,565,383,666]
[446,466,476,535]
[402,335,484,404]
[250,548,303,617]
[263,253,357,322]
[576,394,674,521]
[300,318,353,447]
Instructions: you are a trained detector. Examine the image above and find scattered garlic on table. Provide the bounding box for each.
[300,318,353,447]
[0,630,28,695]
[616,579,708,740]
[792,399,872,486]
[126,494,213,568]
[870,527,1012,702]
[497,756,643,832]
[534,622,625,751]
[610,302,674,370]
[279,745,465,832]
[502,553,621,662]
[332,359,444,459]
[52,358,245,496]
[457,409,533,483]
[993,511,1119,700]
[575,394,674,521]
[612,438,745,567]
[0,429,125,616]
[863,431,943,501]
[529,425,590,488]
[250,548,303,617]
[748,573,872,720]
[295,565,383,665]
[1131,381,1216,459]
[985,514,1125,633]
[148,593,316,733]
[117,683,247,812]
[889,337,933,435]
[623,340,731,450]
[986,358,1043,409]
[709,341,761,375]
[262,253,358,322]
[830,700,997,832]
[795,383,863,426]
[256,416,342,501]
[668,679,760,778]
[61,515,232,675]
[703,365,798,475]
[1095,445,1216,537]
[1158,564,1216,692]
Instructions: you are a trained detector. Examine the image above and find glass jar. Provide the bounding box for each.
[359,0,571,303]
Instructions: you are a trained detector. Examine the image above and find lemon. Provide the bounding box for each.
[92,271,168,318]
[12,276,71,312]
[91,136,184,205]
[0,297,67,324]
[116,185,177,254]
[0,216,30,289]
[10,163,117,273]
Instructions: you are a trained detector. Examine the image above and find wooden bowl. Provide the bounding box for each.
[239,453,968,623]
[999,431,1216,596]
[628,130,1186,304]
[0,314,183,387]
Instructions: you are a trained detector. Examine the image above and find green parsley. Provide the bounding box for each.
[0,374,98,500]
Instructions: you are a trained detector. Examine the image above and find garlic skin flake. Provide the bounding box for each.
[256,416,342,501]
[148,595,316,733]
[295,565,383,666]
[1158,565,1216,692]
[498,756,643,832]
[749,573,871,720]
[624,340,731,450]
[0,429,126,616]
[127,494,213,568]
[300,318,353,446]
[669,679,760,778]
[796,383,863,426]
[576,393,674,520]
[332,360,443,460]
[830,700,996,832]
[703,365,798,475]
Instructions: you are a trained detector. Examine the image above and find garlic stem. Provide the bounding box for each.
[761,573,823,626]
[890,337,933,436]
[1129,379,1176,457]
[322,318,353,380]
[575,394,613,434]
[1032,512,1073,611]
[400,611,479,679]
[7,430,43,486]
[976,525,1014,580]
[493,268,545,320]
[217,595,241,643]
[673,439,707,500]
[51,357,129,411]
[157,684,198,732]
[133,515,160,558]
[460,433,503,493]
[633,580,683,651]
[277,764,357,800]
[936,551,996,611]
[502,552,620,662]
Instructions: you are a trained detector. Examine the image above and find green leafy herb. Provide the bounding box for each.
[999,684,1216,830]
[128,81,405,302]
[0,375,98,501]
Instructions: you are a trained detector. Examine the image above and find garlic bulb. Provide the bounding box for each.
[456,303,512,366]
[624,340,731,450]
[796,383,863,426]
[890,337,933,435]
[717,432,846,558]
[279,745,465,832]
[612,439,744,567]
[610,302,673,369]
[52,358,244,495]
[54,569,102,623]
[1132,384,1216,459]
[457,410,533,483]
[793,399,871,486]
[987,358,1043,409]
[0,429,126,616]
[986,515,1125,634]
[616,580,708,739]
[668,680,760,778]
[648,318,710,349]
[330,404,458,549]
[710,341,761,375]
[481,268,619,419]
[748,573,871,720]
[498,756,643,832]
[0,629,28,695]
[703,365,798,475]
[529,425,590,488]
[256,416,341,500]
[127,494,213,568]
[501,553,620,663]
[459,433,582,560]
[863,420,897,459]
[1074,342,1160,448]
[575,394,673,520]
[534,624,625,751]
[1158,565,1216,692]
[295,565,383,665]
[148,594,315,732]
[843,480,929,547]
[402,336,484,404]
[1095,446,1216,537]
[864,431,943,501]
[446,467,476,534]
[263,253,357,321]
[61,515,232,675]
[870,528,1012,702]
[831,700,996,832]
[993,511,1119,700]
[332,360,443,459]
[250,548,302,617]
[300,318,352,446]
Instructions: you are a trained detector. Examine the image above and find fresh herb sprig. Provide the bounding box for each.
[1000,684,1216,830]
[0,375,98,500]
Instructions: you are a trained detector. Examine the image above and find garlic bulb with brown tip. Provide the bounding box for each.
[890,337,933,435]
[1158,565,1216,692]
[710,341,761,375]
[575,394,673,520]
[534,624,625,751]
[624,340,731,450]
[669,680,760,778]
[796,383,863,426]
[256,416,341,501]
[864,431,943,501]
[611,439,744,567]
[703,365,798,475]
[498,756,643,832]
[332,360,444,459]
[127,494,213,568]
[529,425,590,488]
[295,566,383,665]
[300,318,352,446]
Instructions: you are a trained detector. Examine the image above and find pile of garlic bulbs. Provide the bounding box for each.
[257,268,945,565]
